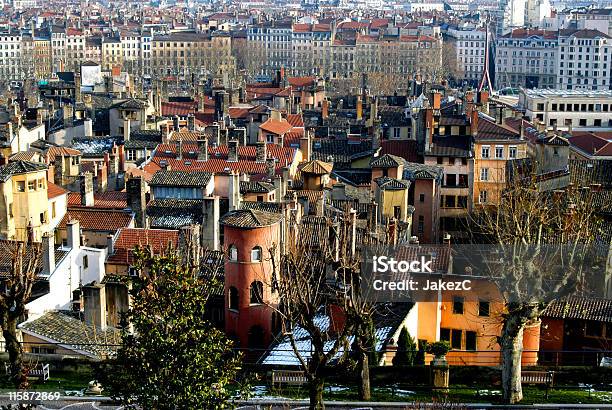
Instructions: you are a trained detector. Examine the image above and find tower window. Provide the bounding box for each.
[251,246,262,262]
[229,245,238,261]
[229,286,239,311]
[250,281,263,304]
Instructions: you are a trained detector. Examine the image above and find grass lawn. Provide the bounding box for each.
[0,370,93,393]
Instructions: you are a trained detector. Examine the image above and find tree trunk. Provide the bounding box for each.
[3,318,28,390]
[308,376,325,410]
[358,351,371,401]
[500,315,524,404]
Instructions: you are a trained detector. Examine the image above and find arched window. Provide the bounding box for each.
[229,286,239,310]
[250,281,263,304]
[229,245,238,262]
[251,246,262,262]
[248,325,265,349]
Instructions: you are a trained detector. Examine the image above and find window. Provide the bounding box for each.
[451,329,462,349]
[28,181,36,191]
[453,296,464,314]
[509,146,517,159]
[52,202,56,218]
[127,150,136,161]
[251,246,262,262]
[37,179,44,189]
[227,244,239,261]
[417,215,424,234]
[480,168,489,181]
[579,118,587,126]
[266,134,275,143]
[479,300,490,317]
[8,203,13,218]
[393,128,401,139]
[440,328,451,342]
[481,146,490,158]
[419,193,425,202]
[128,266,139,277]
[83,255,89,269]
[40,212,47,224]
[250,281,264,304]
[466,331,477,351]
[229,286,239,310]
[495,146,504,159]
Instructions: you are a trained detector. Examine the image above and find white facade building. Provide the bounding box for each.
[557,29,611,91]
[519,88,612,130]
[447,26,487,82]
[0,32,22,81]
[495,29,558,89]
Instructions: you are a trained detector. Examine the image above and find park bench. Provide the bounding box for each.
[4,363,50,381]
[270,370,307,388]
[522,370,554,398]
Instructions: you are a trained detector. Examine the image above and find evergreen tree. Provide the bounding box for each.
[392,327,417,366]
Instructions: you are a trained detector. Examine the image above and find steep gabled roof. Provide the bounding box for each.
[369,154,404,168]
[220,209,282,228]
[299,160,333,175]
[0,161,47,182]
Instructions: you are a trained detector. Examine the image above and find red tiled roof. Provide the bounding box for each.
[286,114,304,128]
[503,28,558,40]
[107,228,179,265]
[288,76,315,88]
[569,133,612,157]
[293,23,311,33]
[260,118,293,136]
[59,209,133,232]
[68,191,128,209]
[47,182,68,199]
[46,146,81,158]
[381,140,419,163]
[161,101,198,116]
[476,117,520,140]
[229,107,251,119]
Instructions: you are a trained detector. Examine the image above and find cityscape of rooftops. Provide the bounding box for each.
[0,0,610,408]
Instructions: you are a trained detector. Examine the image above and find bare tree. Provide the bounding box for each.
[471,172,603,403]
[0,240,42,390]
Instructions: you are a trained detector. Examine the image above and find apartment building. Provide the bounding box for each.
[519,88,612,130]
[102,37,123,70]
[120,31,142,75]
[50,27,66,72]
[495,29,558,89]
[0,31,22,81]
[557,29,611,91]
[150,32,234,79]
[446,26,487,83]
[66,28,86,72]
[247,21,292,75]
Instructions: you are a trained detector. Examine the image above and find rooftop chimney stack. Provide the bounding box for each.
[187,114,195,131]
[198,138,209,161]
[266,157,276,178]
[42,233,55,275]
[123,118,131,142]
[228,139,238,162]
[256,140,267,163]
[80,172,94,207]
[66,219,81,250]
[127,176,147,228]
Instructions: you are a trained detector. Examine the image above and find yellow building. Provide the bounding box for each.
[373,176,411,224]
[473,117,527,206]
[0,161,52,241]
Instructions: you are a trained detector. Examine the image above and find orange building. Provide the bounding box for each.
[221,209,282,351]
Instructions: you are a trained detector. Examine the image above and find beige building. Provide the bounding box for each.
[150,32,234,79]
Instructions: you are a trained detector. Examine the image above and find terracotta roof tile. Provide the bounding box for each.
[68,191,128,209]
[47,182,68,199]
[107,228,179,265]
[59,209,133,232]
[260,118,293,136]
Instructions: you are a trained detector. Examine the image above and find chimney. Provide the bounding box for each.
[187,114,195,131]
[42,233,55,275]
[256,141,267,163]
[266,157,276,178]
[83,284,107,330]
[432,91,441,110]
[63,104,73,126]
[84,118,93,137]
[173,115,180,132]
[97,163,108,193]
[356,95,363,120]
[123,118,131,141]
[162,123,170,142]
[300,132,311,162]
[66,219,81,249]
[106,234,114,255]
[201,196,220,250]
[109,153,118,176]
[54,155,65,185]
[228,139,238,162]
[80,172,94,206]
[75,73,82,102]
[470,109,479,137]
[322,99,329,119]
[127,176,147,228]
[177,138,183,160]
[465,91,474,115]
[370,96,379,123]
[179,225,201,266]
[273,175,286,202]
[228,171,241,211]
[198,138,209,161]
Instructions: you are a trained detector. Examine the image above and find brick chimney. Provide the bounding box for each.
[83,283,107,330]
[471,109,479,138]
[266,157,276,178]
[300,131,311,162]
[228,139,238,162]
[198,138,209,161]
[42,233,55,275]
[80,172,94,207]
[256,141,267,163]
[127,176,147,228]
[187,114,195,131]
[432,91,441,110]
[322,99,329,119]
[356,95,363,120]
[173,115,180,132]
[123,118,131,142]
